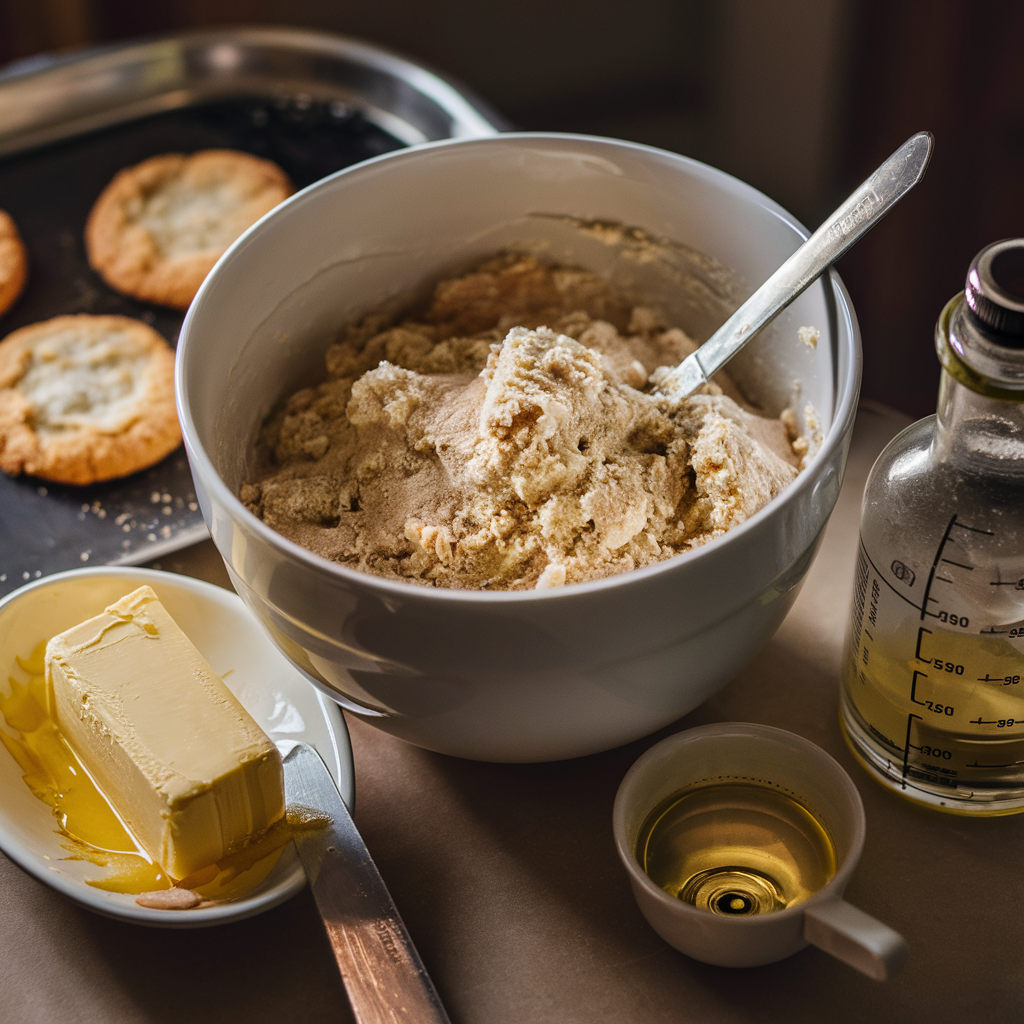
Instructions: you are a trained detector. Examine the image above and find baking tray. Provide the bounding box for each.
[0,28,503,598]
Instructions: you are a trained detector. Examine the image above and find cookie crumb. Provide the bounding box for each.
[798,326,819,349]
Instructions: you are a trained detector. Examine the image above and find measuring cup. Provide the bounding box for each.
[612,723,906,979]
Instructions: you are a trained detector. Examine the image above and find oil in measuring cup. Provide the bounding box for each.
[637,781,837,914]
[840,239,1024,814]
[615,725,907,976]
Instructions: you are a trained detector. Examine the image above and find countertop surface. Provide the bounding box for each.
[2,403,1020,1024]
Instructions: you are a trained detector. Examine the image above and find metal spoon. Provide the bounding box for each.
[653,131,934,401]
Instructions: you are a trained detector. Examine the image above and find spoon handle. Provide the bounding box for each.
[656,131,934,400]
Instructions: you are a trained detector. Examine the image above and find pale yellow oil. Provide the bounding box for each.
[0,641,294,901]
[636,782,837,916]
[843,607,1024,811]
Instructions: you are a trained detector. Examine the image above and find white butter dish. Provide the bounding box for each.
[0,566,353,928]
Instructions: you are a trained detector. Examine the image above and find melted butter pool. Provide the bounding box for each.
[0,641,293,902]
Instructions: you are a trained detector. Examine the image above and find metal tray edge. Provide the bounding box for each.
[0,26,507,158]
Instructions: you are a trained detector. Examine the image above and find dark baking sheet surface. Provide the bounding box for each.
[0,96,403,597]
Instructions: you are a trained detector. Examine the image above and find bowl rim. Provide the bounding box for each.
[176,131,862,605]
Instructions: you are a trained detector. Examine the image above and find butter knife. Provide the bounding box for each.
[281,742,451,1024]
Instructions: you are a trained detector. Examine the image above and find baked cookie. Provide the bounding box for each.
[0,210,28,318]
[0,315,180,485]
[85,149,293,309]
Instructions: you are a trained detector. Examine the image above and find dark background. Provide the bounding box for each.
[2,0,1023,417]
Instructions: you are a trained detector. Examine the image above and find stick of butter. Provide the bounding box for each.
[45,585,285,880]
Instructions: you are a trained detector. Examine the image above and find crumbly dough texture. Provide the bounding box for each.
[244,255,804,590]
[85,149,293,310]
[0,210,28,318]
[0,314,181,485]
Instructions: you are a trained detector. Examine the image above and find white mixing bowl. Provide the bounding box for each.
[176,133,860,762]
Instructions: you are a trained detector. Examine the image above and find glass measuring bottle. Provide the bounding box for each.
[840,238,1024,814]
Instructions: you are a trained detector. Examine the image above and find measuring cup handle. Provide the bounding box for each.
[803,899,906,980]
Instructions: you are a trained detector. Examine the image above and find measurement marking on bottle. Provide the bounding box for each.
[955,522,995,536]
[918,516,954,622]
[942,559,973,570]
[909,671,929,706]
[915,627,932,662]
[991,578,1024,593]
[901,713,923,787]
[919,515,993,624]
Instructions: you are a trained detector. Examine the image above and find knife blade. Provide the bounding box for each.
[281,742,451,1024]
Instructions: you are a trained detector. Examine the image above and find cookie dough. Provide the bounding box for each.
[0,315,180,485]
[85,149,293,310]
[243,255,806,590]
[0,210,28,318]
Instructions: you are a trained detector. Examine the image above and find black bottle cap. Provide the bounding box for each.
[964,238,1024,345]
